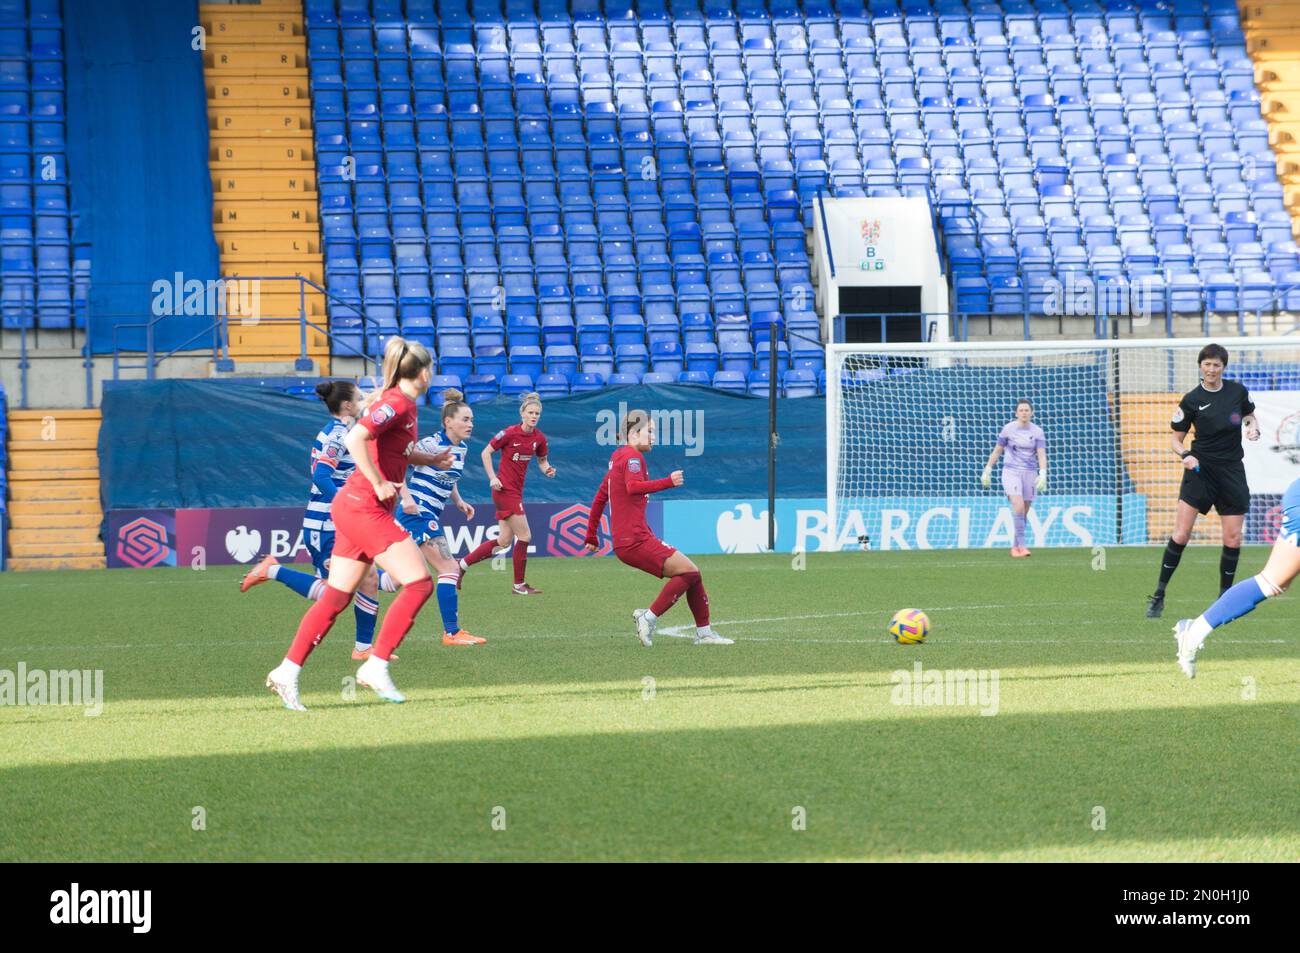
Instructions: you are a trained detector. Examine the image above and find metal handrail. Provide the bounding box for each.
[102,275,381,380]
[816,187,836,280]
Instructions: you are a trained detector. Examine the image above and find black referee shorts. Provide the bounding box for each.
[1178,462,1251,517]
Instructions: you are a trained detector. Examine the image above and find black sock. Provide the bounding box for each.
[1155,539,1186,595]
[1219,546,1241,594]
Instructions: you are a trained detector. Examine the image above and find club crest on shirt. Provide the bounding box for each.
[370,403,395,425]
[326,445,340,459]
[628,458,641,473]
[1171,408,1185,424]
[1230,412,1242,425]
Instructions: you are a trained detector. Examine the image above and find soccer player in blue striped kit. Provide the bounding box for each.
[395,388,485,647]
[1173,476,1300,677]
[240,380,385,659]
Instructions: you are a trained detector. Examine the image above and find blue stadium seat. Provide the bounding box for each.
[536,372,570,399]
[500,373,534,397]
[464,373,499,404]
[712,370,747,393]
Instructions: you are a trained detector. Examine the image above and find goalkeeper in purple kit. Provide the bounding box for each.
[980,399,1048,558]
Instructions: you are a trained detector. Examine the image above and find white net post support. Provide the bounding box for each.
[825,337,1300,553]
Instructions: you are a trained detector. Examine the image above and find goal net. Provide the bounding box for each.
[825,337,1300,551]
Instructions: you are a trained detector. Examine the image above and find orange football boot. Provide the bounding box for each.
[442,629,485,646]
[240,554,278,591]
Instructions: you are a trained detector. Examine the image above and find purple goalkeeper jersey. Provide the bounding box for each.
[997,422,1045,471]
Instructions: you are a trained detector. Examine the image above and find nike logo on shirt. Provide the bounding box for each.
[1198,404,1211,410]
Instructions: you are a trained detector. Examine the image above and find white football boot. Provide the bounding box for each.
[356,656,406,703]
[1173,619,1205,679]
[632,608,655,647]
[265,670,307,712]
[693,628,734,645]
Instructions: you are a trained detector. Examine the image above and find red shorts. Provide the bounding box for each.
[493,490,524,520]
[615,537,677,578]
[331,490,409,562]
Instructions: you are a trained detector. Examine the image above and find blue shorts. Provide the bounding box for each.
[1281,477,1300,547]
[395,509,442,546]
[304,528,334,577]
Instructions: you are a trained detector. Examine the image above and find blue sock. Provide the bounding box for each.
[275,566,319,599]
[353,593,378,647]
[1204,576,1270,629]
[436,580,458,634]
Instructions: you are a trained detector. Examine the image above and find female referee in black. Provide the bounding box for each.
[1147,343,1261,618]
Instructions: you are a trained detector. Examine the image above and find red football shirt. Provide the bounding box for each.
[490,424,548,494]
[345,387,419,506]
[584,446,675,548]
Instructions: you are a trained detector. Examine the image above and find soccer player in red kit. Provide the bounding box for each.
[265,337,453,710]
[459,391,556,594]
[583,408,732,646]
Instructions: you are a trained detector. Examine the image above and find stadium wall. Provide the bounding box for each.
[93,380,1298,567]
[98,380,826,512]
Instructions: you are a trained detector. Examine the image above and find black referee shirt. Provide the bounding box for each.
[1170,380,1255,467]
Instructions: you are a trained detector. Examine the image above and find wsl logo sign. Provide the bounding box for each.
[114,516,174,568]
[547,503,612,557]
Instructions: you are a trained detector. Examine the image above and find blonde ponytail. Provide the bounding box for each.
[366,336,432,409]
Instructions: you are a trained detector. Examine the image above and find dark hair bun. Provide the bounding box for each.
[315,381,334,399]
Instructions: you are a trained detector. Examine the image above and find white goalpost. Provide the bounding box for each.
[825,336,1300,552]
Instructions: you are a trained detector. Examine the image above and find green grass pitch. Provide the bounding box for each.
[0,546,1296,862]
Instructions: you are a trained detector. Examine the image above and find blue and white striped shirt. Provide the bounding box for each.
[303,417,354,533]
[406,429,468,527]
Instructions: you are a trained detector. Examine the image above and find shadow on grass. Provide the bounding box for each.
[0,702,1293,862]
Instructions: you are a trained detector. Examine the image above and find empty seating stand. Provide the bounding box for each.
[0,0,77,333]
[302,0,1277,394]
[302,0,828,397]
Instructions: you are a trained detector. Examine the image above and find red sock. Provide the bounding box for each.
[513,543,528,585]
[463,537,497,567]
[684,572,709,626]
[373,576,433,660]
[650,574,692,616]
[286,584,352,665]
